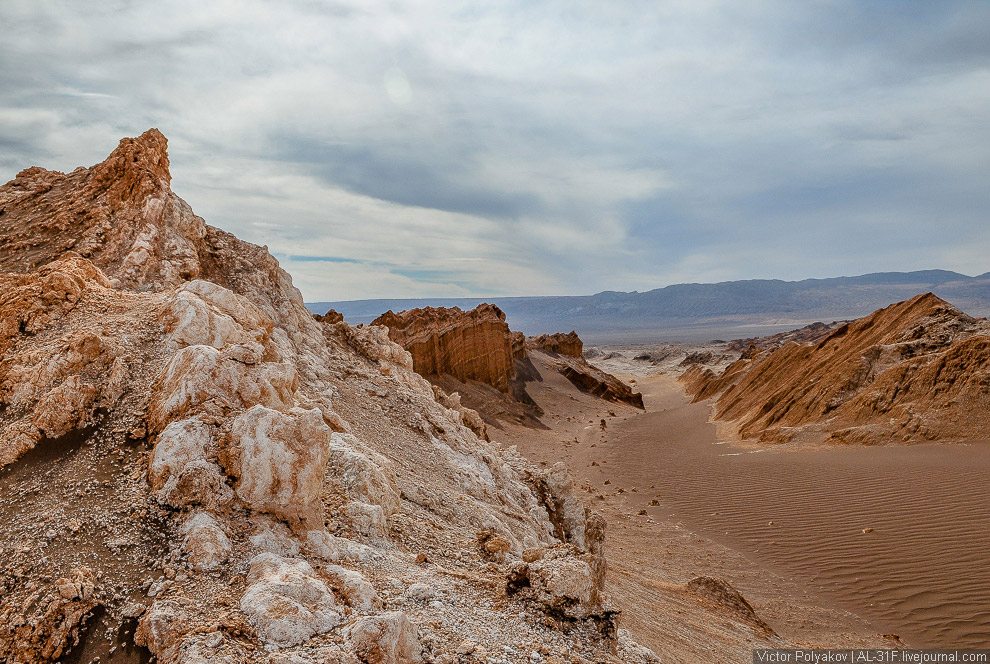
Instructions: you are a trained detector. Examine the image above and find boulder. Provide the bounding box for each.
[323,565,381,613]
[182,512,232,572]
[345,612,422,664]
[240,553,341,647]
[224,406,332,529]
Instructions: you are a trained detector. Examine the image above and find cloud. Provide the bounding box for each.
[1,1,989,300]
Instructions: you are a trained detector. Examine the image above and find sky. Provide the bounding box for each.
[1,1,989,301]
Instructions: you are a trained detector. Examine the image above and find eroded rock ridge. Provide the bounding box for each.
[682,293,990,445]
[0,131,658,663]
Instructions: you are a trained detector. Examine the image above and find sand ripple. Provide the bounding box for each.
[609,404,990,647]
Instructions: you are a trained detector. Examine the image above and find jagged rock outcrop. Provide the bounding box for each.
[528,331,583,358]
[525,332,644,409]
[372,304,516,392]
[508,464,613,625]
[0,568,99,663]
[683,293,990,445]
[0,131,655,663]
[686,576,776,637]
[374,306,643,422]
[534,349,646,409]
[726,320,846,353]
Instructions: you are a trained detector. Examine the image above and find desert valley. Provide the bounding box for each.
[0,131,987,664]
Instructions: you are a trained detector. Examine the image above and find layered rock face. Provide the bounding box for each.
[683,293,990,445]
[373,304,516,392]
[374,307,643,420]
[528,331,583,358]
[0,132,657,663]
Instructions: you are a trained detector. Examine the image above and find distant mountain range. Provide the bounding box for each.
[306,270,990,344]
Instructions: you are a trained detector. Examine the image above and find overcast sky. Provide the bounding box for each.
[2,1,989,300]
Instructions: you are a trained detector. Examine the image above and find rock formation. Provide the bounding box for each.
[0,131,659,662]
[683,293,990,445]
[373,306,643,422]
[528,331,583,358]
[530,345,645,410]
[372,304,517,392]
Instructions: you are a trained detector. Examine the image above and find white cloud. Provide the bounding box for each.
[1,1,989,298]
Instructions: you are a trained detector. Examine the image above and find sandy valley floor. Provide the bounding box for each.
[495,353,990,660]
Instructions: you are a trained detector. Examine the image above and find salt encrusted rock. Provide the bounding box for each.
[403,583,433,603]
[542,462,590,550]
[337,322,414,370]
[328,433,401,515]
[323,565,382,613]
[304,530,377,563]
[616,629,663,663]
[224,406,332,529]
[148,345,297,432]
[435,389,489,441]
[522,556,594,618]
[163,459,234,509]
[150,417,207,483]
[506,512,610,623]
[150,416,233,509]
[0,129,661,664]
[342,500,388,537]
[240,553,341,646]
[250,519,302,557]
[164,280,273,351]
[345,611,422,664]
[135,601,189,663]
[182,512,232,571]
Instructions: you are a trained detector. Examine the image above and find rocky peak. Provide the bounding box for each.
[92,128,172,199]
[374,306,644,418]
[0,132,662,664]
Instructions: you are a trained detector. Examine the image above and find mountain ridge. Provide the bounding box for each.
[307,269,990,343]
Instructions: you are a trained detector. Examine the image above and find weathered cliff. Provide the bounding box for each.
[683,293,990,445]
[373,307,644,420]
[373,305,517,393]
[0,131,658,663]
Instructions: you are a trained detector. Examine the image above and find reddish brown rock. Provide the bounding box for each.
[533,349,645,409]
[684,293,990,445]
[0,130,659,664]
[0,569,99,663]
[527,331,583,358]
[375,307,643,417]
[0,129,308,330]
[373,304,516,393]
[687,576,775,637]
[315,309,344,325]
